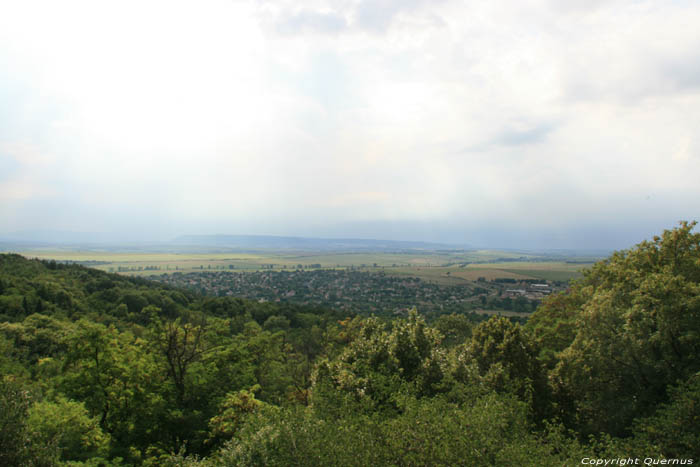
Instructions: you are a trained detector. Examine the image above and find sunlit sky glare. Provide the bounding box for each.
[1,0,699,249]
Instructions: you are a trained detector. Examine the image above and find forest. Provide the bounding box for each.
[1,222,698,466]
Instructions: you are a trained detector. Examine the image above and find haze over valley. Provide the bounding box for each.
[2,1,699,249]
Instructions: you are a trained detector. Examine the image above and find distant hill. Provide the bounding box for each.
[0,231,462,253]
[170,234,458,252]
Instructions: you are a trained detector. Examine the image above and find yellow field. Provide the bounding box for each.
[464,261,589,281]
[17,251,593,281]
[466,261,586,272]
[18,251,457,276]
[451,269,538,281]
[19,251,265,262]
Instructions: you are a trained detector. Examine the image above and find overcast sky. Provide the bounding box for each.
[1,0,699,249]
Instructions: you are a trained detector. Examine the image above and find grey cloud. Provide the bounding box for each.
[565,58,700,104]
[562,33,700,104]
[267,0,444,36]
[354,0,403,32]
[457,121,557,154]
[354,0,439,32]
[545,0,612,15]
[495,122,556,146]
[275,9,348,35]
[623,51,700,99]
[662,53,700,92]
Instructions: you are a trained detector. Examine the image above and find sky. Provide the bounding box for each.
[1,0,699,249]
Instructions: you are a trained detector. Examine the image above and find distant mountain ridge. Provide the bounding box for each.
[171,234,459,251]
[0,231,464,252]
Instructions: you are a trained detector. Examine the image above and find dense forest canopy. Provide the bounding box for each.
[1,222,699,465]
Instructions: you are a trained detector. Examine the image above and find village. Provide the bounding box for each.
[152,269,566,318]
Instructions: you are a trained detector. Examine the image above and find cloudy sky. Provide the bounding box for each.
[1,0,699,249]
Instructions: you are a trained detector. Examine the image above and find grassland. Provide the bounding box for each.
[17,249,596,283]
[20,251,465,274]
[386,262,587,284]
[465,261,590,282]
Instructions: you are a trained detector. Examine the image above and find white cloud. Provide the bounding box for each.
[1,0,699,247]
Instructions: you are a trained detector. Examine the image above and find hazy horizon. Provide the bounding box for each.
[2,1,699,250]
[0,225,664,253]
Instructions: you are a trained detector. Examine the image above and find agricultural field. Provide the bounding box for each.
[17,251,276,274]
[376,261,591,284]
[16,249,596,283]
[465,261,590,282]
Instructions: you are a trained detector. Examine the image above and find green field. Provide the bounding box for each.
[386,262,588,284]
[17,250,596,282]
[19,251,467,275]
[465,261,590,282]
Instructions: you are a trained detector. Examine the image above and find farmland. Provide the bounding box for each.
[8,247,598,322]
[14,249,596,283]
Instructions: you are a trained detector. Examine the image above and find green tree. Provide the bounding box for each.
[314,311,447,413]
[433,312,473,347]
[60,320,165,460]
[625,371,700,458]
[466,316,547,418]
[551,221,700,436]
[0,377,59,466]
[152,317,208,405]
[525,289,585,370]
[207,385,265,445]
[27,396,110,463]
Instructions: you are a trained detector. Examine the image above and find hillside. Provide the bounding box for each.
[1,223,699,465]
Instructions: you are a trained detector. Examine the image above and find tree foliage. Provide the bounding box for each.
[549,221,700,435]
[1,221,699,465]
